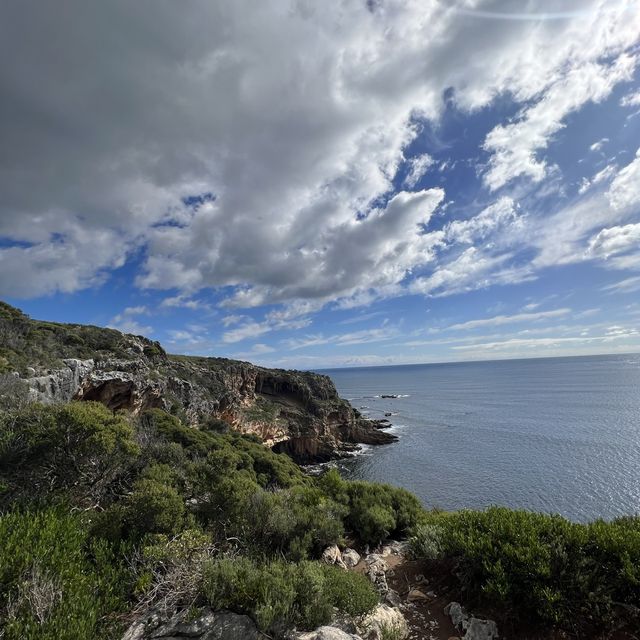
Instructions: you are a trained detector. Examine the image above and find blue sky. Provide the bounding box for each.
[1,1,640,368]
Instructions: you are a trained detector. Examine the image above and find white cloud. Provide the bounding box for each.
[589,138,609,152]
[108,305,153,335]
[483,53,636,190]
[578,163,617,194]
[602,276,640,294]
[447,307,571,331]
[444,197,520,244]
[0,0,638,310]
[403,153,435,188]
[160,295,209,311]
[621,90,640,107]
[607,149,640,211]
[587,223,640,259]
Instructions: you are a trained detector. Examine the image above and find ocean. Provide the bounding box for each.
[318,354,640,522]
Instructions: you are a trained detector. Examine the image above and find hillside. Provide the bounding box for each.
[0,301,395,463]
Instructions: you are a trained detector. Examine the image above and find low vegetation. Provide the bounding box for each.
[411,507,640,634]
[1,396,638,638]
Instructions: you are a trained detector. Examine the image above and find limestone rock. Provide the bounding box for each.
[357,604,408,640]
[341,548,361,568]
[122,607,264,640]
[385,589,402,607]
[364,554,388,595]
[444,602,498,640]
[406,589,430,602]
[294,627,362,640]
[322,544,347,569]
[4,294,398,464]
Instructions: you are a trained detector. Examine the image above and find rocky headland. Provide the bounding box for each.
[0,301,396,463]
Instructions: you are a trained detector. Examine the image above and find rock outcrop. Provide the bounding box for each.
[122,607,264,640]
[1,302,396,463]
[444,602,499,640]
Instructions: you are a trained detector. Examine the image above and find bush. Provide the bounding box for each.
[412,507,640,633]
[0,402,138,507]
[201,556,378,635]
[0,508,130,640]
[320,469,423,545]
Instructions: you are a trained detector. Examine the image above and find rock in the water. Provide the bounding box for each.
[341,548,361,568]
[322,544,347,569]
[294,627,362,640]
[122,608,263,640]
[357,604,408,640]
[444,602,498,640]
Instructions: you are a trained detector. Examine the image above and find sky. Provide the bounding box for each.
[1,0,640,369]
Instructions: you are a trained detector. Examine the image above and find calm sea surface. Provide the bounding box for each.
[317,354,640,522]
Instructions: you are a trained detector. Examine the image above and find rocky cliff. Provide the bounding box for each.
[0,302,395,462]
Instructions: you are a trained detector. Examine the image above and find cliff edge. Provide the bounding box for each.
[0,301,395,462]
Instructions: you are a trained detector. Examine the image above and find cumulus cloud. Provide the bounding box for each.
[587,223,640,259]
[483,54,636,190]
[0,0,638,312]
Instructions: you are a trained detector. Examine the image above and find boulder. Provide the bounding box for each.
[341,548,361,568]
[322,544,347,569]
[294,627,362,640]
[406,589,430,603]
[385,589,402,607]
[444,602,498,640]
[364,554,388,595]
[122,608,264,640]
[357,604,408,640]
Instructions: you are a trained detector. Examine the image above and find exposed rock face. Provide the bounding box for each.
[122,607,264,640]
[3,302,396,463]
[294,627,362,640]
[357,604,409,640]
[444,602,499,640]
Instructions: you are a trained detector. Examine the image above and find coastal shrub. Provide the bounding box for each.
[410,523,445,560]
[0,401,138,507]
[125,477,186,537]
[413,507,640,632]
[319,469,423,545]
[244,486,346,559]
[201,556,378,634]
[0,508,130,640]
[322,565,380,616]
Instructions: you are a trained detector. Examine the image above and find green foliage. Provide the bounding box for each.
[202,556,378,635]
[413,507,640,632]
[320,469,423,545]
[0,302,165,373]
[0,508,130,640]
[243,486,346,560]
[0,402,138,506]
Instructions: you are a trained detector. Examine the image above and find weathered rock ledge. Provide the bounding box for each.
[1,302,396,463]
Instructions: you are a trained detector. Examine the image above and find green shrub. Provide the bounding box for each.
[413,507,640,632]
[320,469,423,545]
[0,402,138,507]
[0,508,130,640]
[322,565,380,616]
[201,556,378,635]
[125,477,186,537]
[245,486,346,559]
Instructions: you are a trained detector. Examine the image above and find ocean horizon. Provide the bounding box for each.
[319,352,640,523]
